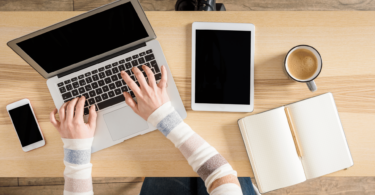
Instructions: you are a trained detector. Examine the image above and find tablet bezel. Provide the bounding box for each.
[191,22,254,112]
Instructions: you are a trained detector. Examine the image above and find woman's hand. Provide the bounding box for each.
[50,96,97,139]
[121,65,170,120]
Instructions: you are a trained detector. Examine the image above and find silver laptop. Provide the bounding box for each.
[7,0,187,153]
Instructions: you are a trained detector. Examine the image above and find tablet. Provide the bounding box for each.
[191,22,254,112]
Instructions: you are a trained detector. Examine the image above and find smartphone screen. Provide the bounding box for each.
[8,104,43,147]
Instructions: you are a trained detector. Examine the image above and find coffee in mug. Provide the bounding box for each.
[284,45,322,92]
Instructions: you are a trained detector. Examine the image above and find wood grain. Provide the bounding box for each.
[0,12,374,178]
[0,0,73,11]
[73,0,375,11]
[0,182,143,195]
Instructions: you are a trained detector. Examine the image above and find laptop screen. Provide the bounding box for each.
[17,2,148,73]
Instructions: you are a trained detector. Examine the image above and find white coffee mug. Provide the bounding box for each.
[284,45,322,92]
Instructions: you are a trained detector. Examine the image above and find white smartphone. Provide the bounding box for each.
[6,99,45,152]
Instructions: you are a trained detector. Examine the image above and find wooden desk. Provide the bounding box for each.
[0,12,374,177]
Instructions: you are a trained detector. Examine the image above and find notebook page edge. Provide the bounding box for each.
[238,118,264,193]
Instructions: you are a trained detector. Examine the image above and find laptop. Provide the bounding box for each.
[7,0,187,153]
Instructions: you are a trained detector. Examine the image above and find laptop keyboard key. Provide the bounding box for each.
[105,70,112,76]
[84,107,89,115]
[72,82,79,88]
[146,49,152,54]
[99,72,105,79]
[78,75,84,79]
[96,88,103,95]
[121,86,128,92]
[58,82,64,87]
[109,83,116,90]
[117,73,122,80]
[138,57,145,64]
[85,85,92,91]
[102,86,109,92]
[92,74,99,81]
[91,70,98,74]
[98,80,105,86]
[137,65,143,71]
[126,57,132,62]
[131,76,136,81]
[78,87,85,93]
[111,75,118,81]
[115,89,121,95]
[105,65,112,69]
[84,100,88,107]
[125,63,132,69]
[132,54,139,59]
[91,82,99,89]
[145,54,155,62]
[119,65,125,71]
[112,62,118,66]
[97,95,125,110]
[89,90,96,97]
[88,98,95,105]
[145,63,151,68]
[85,72,91,77]
[64,80,71,84]
[71,77,77,82]
[119,60,125,64]
[104,78,112,84]
[130,91,135,98]
[99,67,105,72]
[115,81,122,88]
[139,52,145,56]
[112,67,119,73]
[86,77,93,83]
[154,73,162,81]
[101,93,109,100]
[131,60,138,66]
[72,89,79,96]
[108,91,115,97]
[66,84,73,91]
[82,93,89,99]
[62,92,72,100]
[79,80,86,86]
[95,96,102,102]
[59,87,66,93]
[125,70,132,75]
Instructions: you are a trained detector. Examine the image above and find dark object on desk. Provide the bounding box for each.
[175,0,226,11]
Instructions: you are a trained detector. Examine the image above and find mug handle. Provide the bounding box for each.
[306,80,317,92]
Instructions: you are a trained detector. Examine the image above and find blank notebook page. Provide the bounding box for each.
[287,93,353,179]
[242,107,306,193]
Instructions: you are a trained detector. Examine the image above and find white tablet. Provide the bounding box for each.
[191,22,255,112]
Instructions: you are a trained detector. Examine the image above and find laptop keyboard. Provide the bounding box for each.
[57,49,161,115]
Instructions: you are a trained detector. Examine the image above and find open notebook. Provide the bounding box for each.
[238,93,353,194]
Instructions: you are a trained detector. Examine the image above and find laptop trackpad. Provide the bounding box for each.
[103,106,149,141]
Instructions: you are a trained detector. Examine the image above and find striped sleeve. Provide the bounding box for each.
[62,138,94,195]
[147,102,243,195]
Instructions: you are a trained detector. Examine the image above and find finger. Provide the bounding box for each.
[124,92,139,114]
[158,65,168,88]
[49,108,61,129]
[143,65,156,88]
[66,97,79,121]
[121,70,141,96]
[58,102,68,121]
[132,67,148,90]
[88,105,97,130]
[74,96,86,121]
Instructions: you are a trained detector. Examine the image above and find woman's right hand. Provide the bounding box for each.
[121,65,170,120]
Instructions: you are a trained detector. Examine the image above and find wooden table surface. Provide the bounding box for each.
[0,12,374,177]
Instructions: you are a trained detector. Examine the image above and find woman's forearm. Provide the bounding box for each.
[148,102,243,195]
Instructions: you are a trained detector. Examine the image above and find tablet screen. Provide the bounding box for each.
[195,30,251,105]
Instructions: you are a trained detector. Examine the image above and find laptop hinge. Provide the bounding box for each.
[57,43,147,78]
